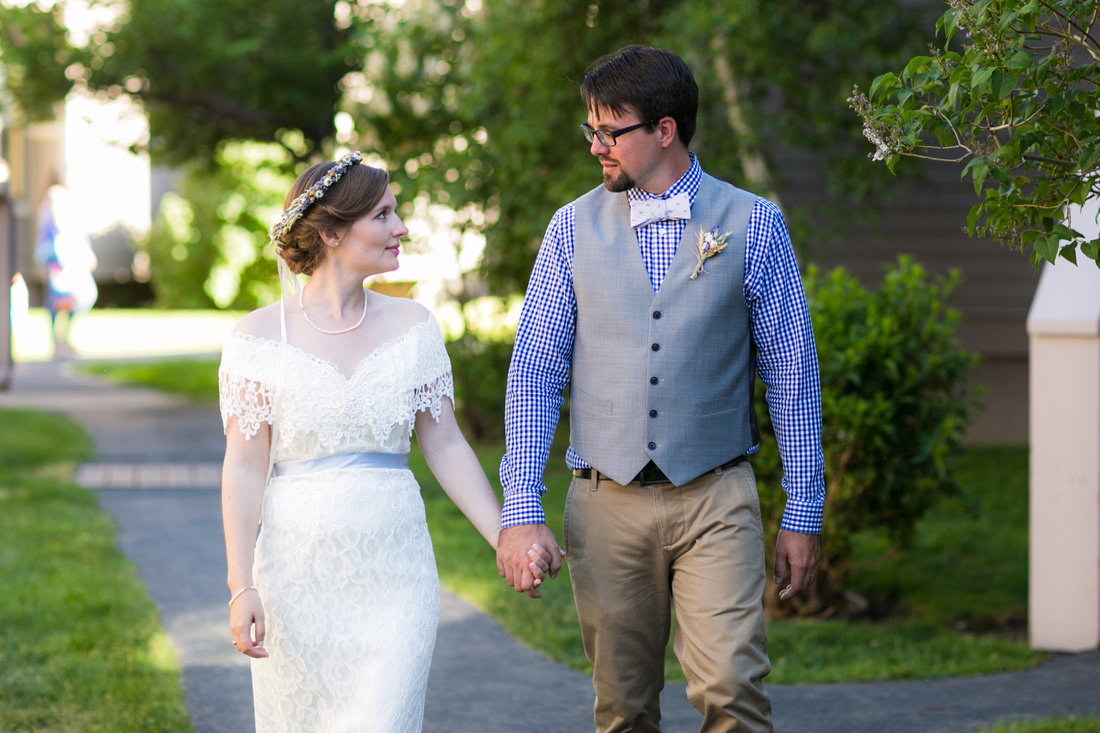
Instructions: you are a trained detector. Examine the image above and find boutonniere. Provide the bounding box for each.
[689,226,731,280]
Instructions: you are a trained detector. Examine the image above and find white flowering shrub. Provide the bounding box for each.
[850,0,1100,267]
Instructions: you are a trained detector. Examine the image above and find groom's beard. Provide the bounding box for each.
[600,158,635,192]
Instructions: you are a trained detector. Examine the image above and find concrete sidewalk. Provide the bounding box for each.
[3,357,1099,733]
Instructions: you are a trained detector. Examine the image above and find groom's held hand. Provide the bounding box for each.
[497,524,563,599]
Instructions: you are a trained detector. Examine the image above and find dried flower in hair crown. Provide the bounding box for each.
[689,225,731,280]
[268,151,363,245]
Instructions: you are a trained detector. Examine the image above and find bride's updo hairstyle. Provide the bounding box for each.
[273,153,389,276]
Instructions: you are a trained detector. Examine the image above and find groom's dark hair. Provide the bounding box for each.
[580,45,698,147]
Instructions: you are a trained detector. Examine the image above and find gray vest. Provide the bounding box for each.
[570,173,758,486]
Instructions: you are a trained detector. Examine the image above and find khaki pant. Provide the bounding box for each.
[564,461,772,733]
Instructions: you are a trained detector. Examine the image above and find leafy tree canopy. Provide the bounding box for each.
[851,0,1100,267]
[1,0,358,165]
[2,0,937,296]
[353,0,938,293]
[0,2,77,120]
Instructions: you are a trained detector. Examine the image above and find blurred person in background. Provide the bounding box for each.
[35,167,97,353]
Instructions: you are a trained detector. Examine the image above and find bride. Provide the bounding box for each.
[219,152,554,732]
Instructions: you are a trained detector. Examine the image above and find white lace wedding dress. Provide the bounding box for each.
[219,315,452,733]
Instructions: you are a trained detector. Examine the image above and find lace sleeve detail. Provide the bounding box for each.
[218,331,280,439]
[409,316,455,423]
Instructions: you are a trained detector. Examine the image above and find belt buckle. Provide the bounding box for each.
[637,466,669,486]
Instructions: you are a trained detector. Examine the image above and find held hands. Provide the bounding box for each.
[497,524,565,599]
[773,529,822,601]
[229,588,269,659]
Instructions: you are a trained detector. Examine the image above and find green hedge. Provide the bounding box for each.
[753,257,979,615]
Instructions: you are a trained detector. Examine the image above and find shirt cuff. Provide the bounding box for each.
[501,487,548,528]
[779,499,824,534]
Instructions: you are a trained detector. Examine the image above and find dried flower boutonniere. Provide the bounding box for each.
[690,226,731,280]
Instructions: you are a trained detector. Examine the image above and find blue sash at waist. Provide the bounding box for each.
[272,451,409,477]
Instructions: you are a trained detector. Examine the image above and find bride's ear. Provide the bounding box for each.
[319,230,341,248]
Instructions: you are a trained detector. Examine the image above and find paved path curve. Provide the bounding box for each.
[3,358,1098,732]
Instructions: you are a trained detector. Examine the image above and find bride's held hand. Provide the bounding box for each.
[527,543,565,589]
[229,588,269,659]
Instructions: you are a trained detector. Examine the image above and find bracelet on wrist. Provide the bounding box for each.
[228,585,258,606]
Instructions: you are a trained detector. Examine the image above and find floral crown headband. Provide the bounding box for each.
[268,150,363,246]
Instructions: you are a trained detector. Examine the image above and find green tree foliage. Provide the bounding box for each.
[665,1,938,229]
[352,0,672,293]
[1,0,938,296]
[143,142,293,308]
[355,0,939,294]
[850,0,1100,267]
[753,258,980,616]
[105,0,357,164]
[1,0,356,165]
[0,3,83,121]
[446,333,513,442]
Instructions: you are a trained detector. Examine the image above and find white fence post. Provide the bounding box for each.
[0,163,11,390]
[1027,251,1100,651]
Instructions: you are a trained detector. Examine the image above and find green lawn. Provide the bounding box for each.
[83,356,1045,685]
[847,446,1030,628]
[0,409,192,732]
[973,717,1100,733]
[78,358,220,404]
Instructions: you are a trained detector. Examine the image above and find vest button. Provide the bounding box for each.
[651,343,660,352]
[650,377,658,385]
[653,311,662,319]
[648,442,656,450]
[649,409,657,418]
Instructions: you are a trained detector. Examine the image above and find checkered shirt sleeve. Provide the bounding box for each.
[745,200,826,533]
[499,205,578,527]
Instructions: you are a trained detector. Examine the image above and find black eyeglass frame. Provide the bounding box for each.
[580,119,660,147]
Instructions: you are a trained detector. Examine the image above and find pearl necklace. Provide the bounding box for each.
[299,284,368,335]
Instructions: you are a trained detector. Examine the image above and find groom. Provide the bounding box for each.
[496,45,825,732]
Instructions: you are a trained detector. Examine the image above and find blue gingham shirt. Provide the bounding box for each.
[500,155,826,533]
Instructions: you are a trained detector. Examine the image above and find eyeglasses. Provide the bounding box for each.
[580,120,659,147]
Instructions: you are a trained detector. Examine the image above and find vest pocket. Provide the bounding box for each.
[572,386,614,415]
[695,394,740,416]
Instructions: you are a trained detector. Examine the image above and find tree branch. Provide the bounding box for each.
[710,33,784,210]
[142,89,280,131]
[1036,1,1092,42]
[1022,154,1078,168]
[901,149,974,163]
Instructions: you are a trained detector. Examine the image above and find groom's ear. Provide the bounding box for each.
[656,117,678,149]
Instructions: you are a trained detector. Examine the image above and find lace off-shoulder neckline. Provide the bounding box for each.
[228,315,438,382]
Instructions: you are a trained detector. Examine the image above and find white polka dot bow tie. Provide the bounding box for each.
[629,192,692,229]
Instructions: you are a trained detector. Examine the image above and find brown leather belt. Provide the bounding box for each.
[572,456,745,487]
